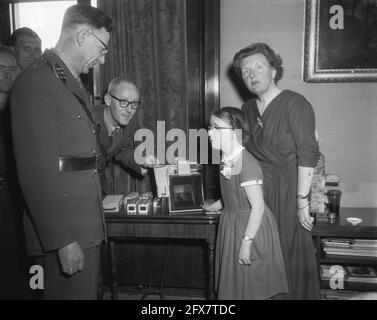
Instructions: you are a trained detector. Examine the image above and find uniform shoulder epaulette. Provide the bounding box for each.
[53,63,66,80]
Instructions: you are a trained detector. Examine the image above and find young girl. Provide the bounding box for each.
[203,107,288,299]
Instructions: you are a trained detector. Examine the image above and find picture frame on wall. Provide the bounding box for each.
[303,0,377,83]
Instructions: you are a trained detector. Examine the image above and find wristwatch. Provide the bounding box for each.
[242,235,253,242]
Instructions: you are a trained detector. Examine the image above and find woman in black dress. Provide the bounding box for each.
[232,43,321,299]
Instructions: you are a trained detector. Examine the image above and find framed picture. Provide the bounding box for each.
[303,0,377,83]
[168,173,204,214]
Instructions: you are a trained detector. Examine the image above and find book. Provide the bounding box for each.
[321,265,377,284]
[322,238,377,257]
[322,238,353,248]
[345,266,377,284]
[320,264,345,280]
[353,239,377,248]
[321,289,365,300]
[324,246,377,252]
[346,266,377,277]
[324,249,377,257]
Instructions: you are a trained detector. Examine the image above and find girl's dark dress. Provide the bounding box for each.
[215,149,288,300]
[242,89,321,300]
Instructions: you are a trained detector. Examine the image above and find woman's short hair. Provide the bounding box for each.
[62,4,113,32]
[233,42,284,83]
[212,107,250,145]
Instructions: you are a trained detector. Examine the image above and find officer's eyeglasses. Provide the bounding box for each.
[90,31,109,56]
[108,93,141,110]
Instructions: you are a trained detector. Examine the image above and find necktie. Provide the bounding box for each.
[112,127,121,137]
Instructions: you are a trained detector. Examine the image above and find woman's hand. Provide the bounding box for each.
[201,199,222,213]
[238,240,252,265]
[297,200,314,231]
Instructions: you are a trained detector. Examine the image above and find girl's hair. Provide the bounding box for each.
[233,42,284,83]
[212,107,250,144]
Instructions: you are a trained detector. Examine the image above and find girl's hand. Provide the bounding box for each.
[238,240,252,265]
[201,199,222,213]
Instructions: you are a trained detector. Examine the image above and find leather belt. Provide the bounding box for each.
[58,156,106,172]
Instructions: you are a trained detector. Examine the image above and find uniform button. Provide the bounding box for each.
[94,169,98,174]
[92,150,97,155]
[77,115,81,119]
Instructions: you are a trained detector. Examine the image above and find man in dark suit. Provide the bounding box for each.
[9,27,42,70]
[93,78,155,195]
[11,5,112,299]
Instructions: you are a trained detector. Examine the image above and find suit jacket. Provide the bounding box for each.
[11,49,105,255]
[92,105,142,195]
[0,107,11,175]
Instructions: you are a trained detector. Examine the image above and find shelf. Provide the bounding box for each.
[312,208,377,294]
[320,252,377,266]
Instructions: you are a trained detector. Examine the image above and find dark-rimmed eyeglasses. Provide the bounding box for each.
[108,93,141,110]
[208,125,233,131]
[90,31,109,56]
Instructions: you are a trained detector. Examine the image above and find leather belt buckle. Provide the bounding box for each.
[95,156,106,174]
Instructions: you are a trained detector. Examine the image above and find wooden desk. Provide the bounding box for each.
[312,207,377,238]
[105,213,219,299]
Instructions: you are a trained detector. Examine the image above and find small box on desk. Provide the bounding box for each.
[138,195,153,215]
[123,192,153,215]
[102,195,125,213]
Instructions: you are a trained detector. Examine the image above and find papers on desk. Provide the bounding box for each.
[153,165,176,197]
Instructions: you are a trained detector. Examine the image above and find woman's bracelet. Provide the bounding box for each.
[298,202,310,210]
[297,193,311,200]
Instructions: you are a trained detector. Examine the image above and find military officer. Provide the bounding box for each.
[11,5,112,299]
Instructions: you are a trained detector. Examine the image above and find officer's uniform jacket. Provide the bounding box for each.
[11,49,106,255]
[92,105,142,195]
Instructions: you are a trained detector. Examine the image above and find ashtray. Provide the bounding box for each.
[346,217,362,225]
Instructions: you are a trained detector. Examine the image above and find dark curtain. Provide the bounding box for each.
[98,0,189,194]
[98,0,188,134]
